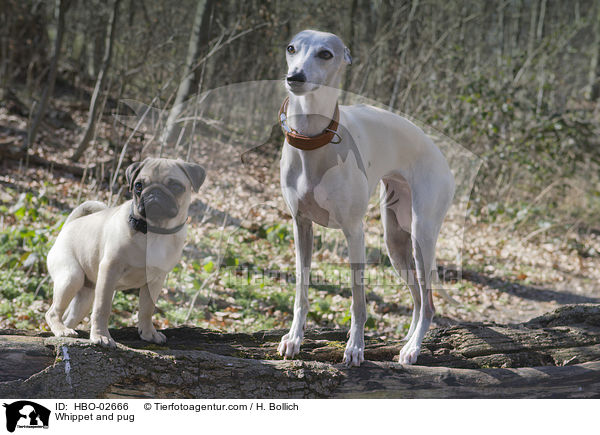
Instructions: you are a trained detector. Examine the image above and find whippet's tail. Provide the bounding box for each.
[64,201,107,225]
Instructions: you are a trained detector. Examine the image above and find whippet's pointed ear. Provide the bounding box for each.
[343,46,352,65]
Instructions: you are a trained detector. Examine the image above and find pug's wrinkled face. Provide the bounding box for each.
[126,158,205,226]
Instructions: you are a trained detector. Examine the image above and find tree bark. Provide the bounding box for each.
[71,0,120,161]
[24,0,70,151]
[160,0,213,146]
[1,304,600,398]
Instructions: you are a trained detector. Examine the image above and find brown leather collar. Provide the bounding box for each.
[278,97,341,150]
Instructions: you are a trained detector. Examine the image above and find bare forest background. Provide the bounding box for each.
[1,0,600,337]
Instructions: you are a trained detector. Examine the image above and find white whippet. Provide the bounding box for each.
[277,30,455,366]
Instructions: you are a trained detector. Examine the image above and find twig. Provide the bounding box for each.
[521,223,559,244]
[33,275,50,298]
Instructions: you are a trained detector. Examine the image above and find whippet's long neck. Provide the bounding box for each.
[287,87,340,137]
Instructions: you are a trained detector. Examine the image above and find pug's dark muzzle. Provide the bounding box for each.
[136,185,179,220]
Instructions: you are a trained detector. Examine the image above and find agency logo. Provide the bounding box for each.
[3,401,50,433]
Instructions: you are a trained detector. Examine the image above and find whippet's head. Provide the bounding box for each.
[285,30,352,96]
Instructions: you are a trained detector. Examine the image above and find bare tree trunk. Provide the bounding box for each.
[24,0,70,151]
[342,0,358,97]
[527,0,538,60]
[0,5,10,90]
[536,0,547,41]
[511,0,523,58]
[534,0,547,112]
[71,0,120,162]
[389,0,419,109]
[497,2,505,66]
[586,1,600,101]
[458,2,468,46]
[161,0,213,146]
[536,54,546,113]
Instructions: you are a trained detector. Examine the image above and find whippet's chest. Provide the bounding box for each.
[280,144,369,228]
[282,173,333,227]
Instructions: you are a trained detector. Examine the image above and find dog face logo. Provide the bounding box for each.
[3,401,50,432]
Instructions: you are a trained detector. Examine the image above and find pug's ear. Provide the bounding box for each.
[343,46,352,65]
[125,160,145,192]
[177,162,206,192]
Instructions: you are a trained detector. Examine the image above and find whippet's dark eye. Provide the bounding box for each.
[287,45,296,54]
[134,182,143,193]
[318,50,333,60]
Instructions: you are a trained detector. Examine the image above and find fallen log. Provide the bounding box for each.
[1,304,600,398]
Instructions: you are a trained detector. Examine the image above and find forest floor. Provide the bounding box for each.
[1,87,600,343]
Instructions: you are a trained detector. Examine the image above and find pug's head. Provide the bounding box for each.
[126,158,205,227]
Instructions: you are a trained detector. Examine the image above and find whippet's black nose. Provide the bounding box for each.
[286,72,306,83]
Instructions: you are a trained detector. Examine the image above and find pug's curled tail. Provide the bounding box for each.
[65,201,107,225]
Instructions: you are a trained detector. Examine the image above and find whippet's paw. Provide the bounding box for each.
[399,342,421,365]
[139,327,167,344]
[343,342,365,367]
[278,333,303,359]
[53,327,79,338]
[90,332,116,348]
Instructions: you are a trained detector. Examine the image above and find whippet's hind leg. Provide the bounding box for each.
[380,178,421,343]
[278,216,313,359]
[399,216,440,364]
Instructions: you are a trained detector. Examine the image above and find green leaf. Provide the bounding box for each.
[28,208,39,221]
[18,251,31,266]
[14,206,26,220]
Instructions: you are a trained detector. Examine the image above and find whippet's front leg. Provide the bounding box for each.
[278,216,313,359]
[343,223,366,367]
